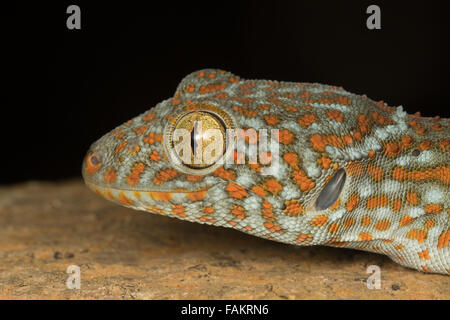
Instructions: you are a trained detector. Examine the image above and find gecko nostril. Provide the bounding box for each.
[90,154,101,165]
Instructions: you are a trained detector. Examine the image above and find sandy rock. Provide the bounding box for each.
[0,180,448,299]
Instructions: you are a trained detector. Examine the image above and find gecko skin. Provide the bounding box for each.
[82,69,449,275]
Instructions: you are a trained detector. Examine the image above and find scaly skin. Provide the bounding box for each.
[82,69,449,274]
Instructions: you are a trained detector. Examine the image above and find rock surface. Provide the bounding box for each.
[0,180,448,299]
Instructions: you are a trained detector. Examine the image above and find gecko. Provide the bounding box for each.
[82,69,449,275]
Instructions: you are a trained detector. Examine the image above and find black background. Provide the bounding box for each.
[4,1,449,184]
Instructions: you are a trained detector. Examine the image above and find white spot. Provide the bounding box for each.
[310,102,349,113]
[416,150,433,163]
[280,120,300,131]
[423,187,444,203]
[409,207,425,218]
[304,162,321,179]
[395,155,411,167]
[235,169,255,189]
[374,127,389,141]
[329,208,346,221]
[381,180,402,194]
[359,183,374,197]
[243,194,262,211]
[241,117,265,130]
[280,182,301,200]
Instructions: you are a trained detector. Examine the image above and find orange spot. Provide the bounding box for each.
[401,136,413,149]
[371,111,393,125]
[198,82,227,94]
[367,164,383,181]
[145,206,165,214]
[185,85,195,93]
[153,168,178,185]
[418,140,433,151]
[406,229,428,243]
[424,219,435,229]
[318,156,331,169]
[149,150,161,161]
[425,204,442,214]
[225,182,248,199]
[438,138,449,151]
[104,168,117,183]
[172,204,186,218]
[437,230,450,248]
[105,189,115,200]
[357,114,370,134]
[326,109,344,122]
[374,219,391,231]
[366,195,389,209]
[231,205,246,219]
[368,150,375,159]
[284,200,304,216]
[346,193,360,212]
[203,206,214,214]
[126,162,145,187]
[133,125,149,135]
[115,141,127,154]
[264,114,280,125]
[285,105,298,112]
[309,134,327,152]
[391,166,450,185]
[132,191,141,199]
[264,179,283,195]
[292,169,316,192]
[142,112,157,122]
[431,123,443,131]
[347,161,364,176]
[392,199,402,211]
[353,131,363,141]
[264,221,283,233]
[149,192,172,202]
[399,215,414,226]
[328,223,340,234]
[277,129,294,145]
[186,190,206,201]
[212,166,236,180]
[343,217,355,227]
[296,233,313,243]
[343,135,353,146]
[297,113,317,127]
[283,153,299,168]
[310,214,328,227]
[361,215,371,226]
[118,192,132,206]
[262,200,274,219]
[143,132,163,145]
[251,185,266,197]
[384,142,401,157]
[406,191,419,205]
[359,232,373,241]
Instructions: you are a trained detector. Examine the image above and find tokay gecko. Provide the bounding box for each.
[82,69,449,275]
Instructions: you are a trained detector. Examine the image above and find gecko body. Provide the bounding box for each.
[82,69,449,274]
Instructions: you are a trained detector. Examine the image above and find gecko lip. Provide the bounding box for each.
[83,180,214,194]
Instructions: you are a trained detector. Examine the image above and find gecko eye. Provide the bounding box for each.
[315,169,346,210]
[163,106,235,175]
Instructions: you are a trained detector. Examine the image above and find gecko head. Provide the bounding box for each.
[81,87,247,215]
[82,69,384,226]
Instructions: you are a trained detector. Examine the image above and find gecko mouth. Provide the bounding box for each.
[84,180,215,207]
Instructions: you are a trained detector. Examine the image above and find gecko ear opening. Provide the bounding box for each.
[315,169,346,211]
